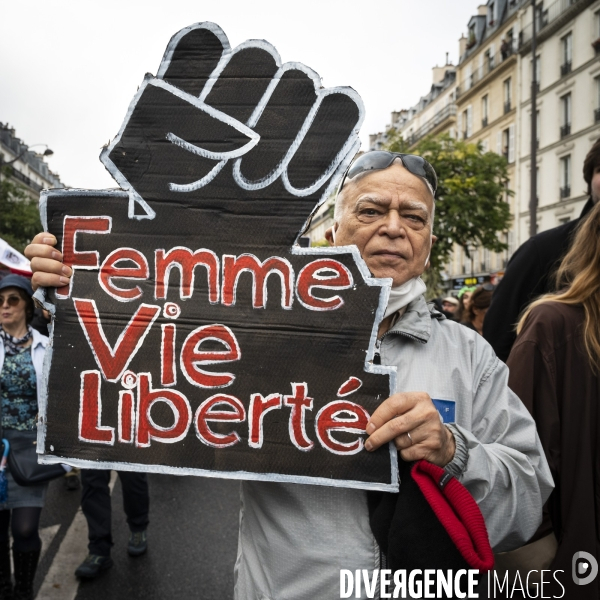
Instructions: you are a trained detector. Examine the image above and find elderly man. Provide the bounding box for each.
[25,151,552,600]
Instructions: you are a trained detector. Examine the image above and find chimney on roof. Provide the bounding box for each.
[477,4,487,16]
[432,65,447,85]
[459,34,467,57]
[446,52,450,65]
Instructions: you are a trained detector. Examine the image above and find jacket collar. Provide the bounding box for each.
[386,294,445,344]
[31,327,48,350]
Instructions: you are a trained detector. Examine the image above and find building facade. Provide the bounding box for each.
[0,122,62,200]
[448,0,522,287]
[369,0,599,290]
[516,0,600,243]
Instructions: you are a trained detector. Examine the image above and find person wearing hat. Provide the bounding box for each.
[25,151,553,599]
[441,296,459,317]
[0,275,49,600]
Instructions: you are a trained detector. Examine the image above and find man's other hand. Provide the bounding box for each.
[24,233,72,291]
[364,391,455,467]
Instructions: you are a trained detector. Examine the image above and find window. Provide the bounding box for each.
[560,93,571,138]
[501,30,513,60]
[484,49,494,73]
[489,2,495,26]
[464,105,473,137]
[497,126,515,162]
[558,216,571,225]
[561,33,572,76]
[465,63,473,90]
[467,24,477,49]
[560,155,571,199]
[503,78,512,113]
[481,95,489,127]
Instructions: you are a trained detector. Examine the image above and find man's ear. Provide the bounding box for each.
[325,225,336,246]
[431,235,438,245]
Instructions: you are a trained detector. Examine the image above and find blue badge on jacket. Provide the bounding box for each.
[432,399,456,423]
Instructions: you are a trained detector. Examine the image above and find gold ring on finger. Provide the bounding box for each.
[406,431,414,446]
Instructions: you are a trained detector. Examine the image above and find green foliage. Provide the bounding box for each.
[311,239,330,248]
[0,167,42,253]
[384,131,512,297]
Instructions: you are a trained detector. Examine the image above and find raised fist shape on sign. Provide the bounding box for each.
[103,22,362,232]
[39,22,397,491]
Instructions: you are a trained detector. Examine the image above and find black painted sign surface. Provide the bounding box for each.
[38,23,397,491]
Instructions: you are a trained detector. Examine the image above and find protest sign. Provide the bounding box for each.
[37,22,398,491]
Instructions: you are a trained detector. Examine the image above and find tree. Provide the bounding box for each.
[384,131,512,296]
[0,166,42,253]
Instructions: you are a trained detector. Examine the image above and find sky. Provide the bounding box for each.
[0,0,481,189]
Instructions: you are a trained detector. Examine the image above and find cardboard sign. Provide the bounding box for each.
[37,23,398,491]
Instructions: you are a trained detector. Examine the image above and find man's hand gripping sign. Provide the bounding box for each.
[34,23,398,491]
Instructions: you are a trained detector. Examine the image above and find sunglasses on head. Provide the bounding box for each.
[0,294,23,307]
[337,151,438,196]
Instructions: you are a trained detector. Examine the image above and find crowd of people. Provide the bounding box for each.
[0,138,596,599]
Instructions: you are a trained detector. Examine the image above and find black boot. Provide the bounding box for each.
[12,548,39,600]
[0,540,12,600]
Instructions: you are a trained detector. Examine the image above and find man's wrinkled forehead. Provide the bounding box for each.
[341,163,434,210]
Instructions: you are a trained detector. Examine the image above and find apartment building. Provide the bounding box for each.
[516,0,600,243]
[369,0,599,290]
[447,0,523,288]
[369,65,457,152]
[0,122,61,201]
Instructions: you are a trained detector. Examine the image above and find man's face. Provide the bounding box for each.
[442,301,457,314]
[591,164,600,204]
[327,162,434,287]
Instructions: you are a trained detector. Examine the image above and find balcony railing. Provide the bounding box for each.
[6,167,42,192]
[560,61,572,77]
[519,0,583,48]
[459,49,514,97]
[560,123,571,138]
[595,108,600,123]
[533,80,540,94]
[404,103,457,146]
[504,100,512,114]
[560,185,571,199]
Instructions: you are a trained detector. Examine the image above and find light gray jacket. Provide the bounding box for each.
[234,296,553,600]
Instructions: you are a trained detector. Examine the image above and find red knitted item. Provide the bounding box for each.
[411,460,495,571]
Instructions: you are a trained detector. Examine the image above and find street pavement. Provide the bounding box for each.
[33,472,240,600]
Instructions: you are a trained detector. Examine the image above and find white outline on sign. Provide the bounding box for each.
[99,21,364,219]
[35,17,398,490]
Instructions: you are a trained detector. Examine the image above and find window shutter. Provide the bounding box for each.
[467,106,473,137]
[508,124,515,163]
[457,111,462,134]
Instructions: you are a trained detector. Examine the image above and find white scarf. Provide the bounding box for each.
[383,277,427,319]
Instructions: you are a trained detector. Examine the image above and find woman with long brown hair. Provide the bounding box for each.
[506,201,600,599]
